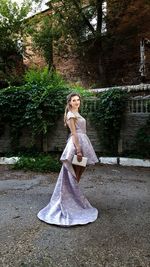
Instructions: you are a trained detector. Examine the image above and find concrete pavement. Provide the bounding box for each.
[0,164,150,267]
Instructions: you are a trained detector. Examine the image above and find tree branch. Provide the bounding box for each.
[71,0,96,36]
[96,0,103,34]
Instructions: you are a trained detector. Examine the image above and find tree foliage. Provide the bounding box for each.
[32,15,62,71]
[30,0,106,81]
[0,0,33,86]
[0,0,32,56]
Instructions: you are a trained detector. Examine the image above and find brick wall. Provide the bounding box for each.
[24,1,150,87]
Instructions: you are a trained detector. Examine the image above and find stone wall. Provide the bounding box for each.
[0,117,101,154]
[42,116,102,153]
[120,113,149,153]
[0,124,11,153]
[0,87,149,155]
[0,103,149,155]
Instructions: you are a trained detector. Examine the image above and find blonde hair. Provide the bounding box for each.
[64,92,81,126]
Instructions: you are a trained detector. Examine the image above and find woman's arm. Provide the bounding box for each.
[68,118,82,160]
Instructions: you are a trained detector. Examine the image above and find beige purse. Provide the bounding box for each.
[72,155,87,167]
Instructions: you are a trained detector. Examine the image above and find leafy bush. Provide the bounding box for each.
[91,88,128,155]
[13,154,61,172]
[24,67,67,88]
[0,68,89,151]
[0,70,68,149]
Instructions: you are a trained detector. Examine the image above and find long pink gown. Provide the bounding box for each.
[37,111,99,226]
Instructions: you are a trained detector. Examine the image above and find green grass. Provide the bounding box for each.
[13,154,61,173]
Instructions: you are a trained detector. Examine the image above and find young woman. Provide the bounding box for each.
[37,92,99,226]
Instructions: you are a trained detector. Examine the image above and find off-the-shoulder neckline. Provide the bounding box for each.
[67,111,82,119]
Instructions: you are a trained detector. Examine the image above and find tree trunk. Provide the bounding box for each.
[98,41,107,86]
[96,0,107,86]
[48,37,54,72]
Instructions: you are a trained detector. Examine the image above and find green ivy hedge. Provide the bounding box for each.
[0,70,66,150]
[90,88,128,156]
[0,68,91,153]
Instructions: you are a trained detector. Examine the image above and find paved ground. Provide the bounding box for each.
[0,164,150,267]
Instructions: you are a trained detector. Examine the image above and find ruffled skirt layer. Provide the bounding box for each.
[60,133,99,165]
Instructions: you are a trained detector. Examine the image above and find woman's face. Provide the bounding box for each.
[69,95,80,110]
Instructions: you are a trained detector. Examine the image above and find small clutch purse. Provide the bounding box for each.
[72,155,87,167]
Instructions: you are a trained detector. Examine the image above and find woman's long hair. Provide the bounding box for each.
[64,92,81,126]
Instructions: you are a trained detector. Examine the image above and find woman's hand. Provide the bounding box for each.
[77,151,82,162]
